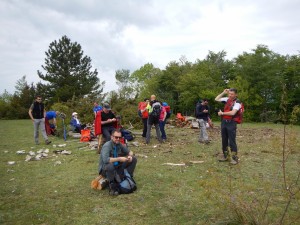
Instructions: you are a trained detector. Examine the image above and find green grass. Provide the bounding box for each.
[0,120,299,225]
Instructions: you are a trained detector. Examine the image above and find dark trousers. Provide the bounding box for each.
[75,124,86,133]
[102,126,115,142]
[159,120,167,140]
[142,118,148,137]
[103,157,137,182]
[221,120,238,154]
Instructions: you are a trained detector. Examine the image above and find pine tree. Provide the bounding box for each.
[37,35,104,102]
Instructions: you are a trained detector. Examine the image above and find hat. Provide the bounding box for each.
[72,112,78,116]
[103,103,111,110]
[162,102,168,106]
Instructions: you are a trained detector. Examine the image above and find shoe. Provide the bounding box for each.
[218,152,228,162]
[204,140,210,144]
[109,182,119,196]
[45,140,51,145]
[230,154,239,165]
[109,189,119,196]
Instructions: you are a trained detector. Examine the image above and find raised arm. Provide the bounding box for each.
[215,89,229,101]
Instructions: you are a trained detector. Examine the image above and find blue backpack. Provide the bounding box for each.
[118,169,137,194]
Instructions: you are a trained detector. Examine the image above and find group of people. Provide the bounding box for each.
[29,88,242,196]
[138,95,170,144]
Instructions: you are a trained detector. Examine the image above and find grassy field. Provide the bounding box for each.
[0,120,299,225]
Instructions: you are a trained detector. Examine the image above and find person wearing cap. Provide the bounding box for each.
[93,102,102,118]
[70,112,86,133]
[101,103,117,142]
[195,98,210,144]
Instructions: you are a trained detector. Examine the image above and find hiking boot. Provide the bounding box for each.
[109,189,119,196]
[218,152,228,162]
[230,154,239,165]
[204,140,210,144]
[109,182,119,196]
[45,140,51,145]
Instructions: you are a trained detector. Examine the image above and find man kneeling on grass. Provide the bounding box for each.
[98,129,137,196]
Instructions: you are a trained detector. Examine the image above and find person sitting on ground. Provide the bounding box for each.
[98,129,137,196]
[45,110,60,135]
[70,112,86,133]
[101,103,117,142]
[93,102,102,118]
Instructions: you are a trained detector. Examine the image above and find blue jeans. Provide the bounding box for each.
[159,120,167,140]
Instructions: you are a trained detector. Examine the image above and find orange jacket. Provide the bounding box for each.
[138,102,149,119]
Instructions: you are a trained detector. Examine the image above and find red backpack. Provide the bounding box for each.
[232,100,244,124]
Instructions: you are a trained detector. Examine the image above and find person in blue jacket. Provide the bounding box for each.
[70,112,86,133]
[93,102,103,118]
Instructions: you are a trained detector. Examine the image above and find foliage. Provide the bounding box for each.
[2,44,300,125]
[0,90,13,119]
[37,35,105,103]
[115,69,136,100]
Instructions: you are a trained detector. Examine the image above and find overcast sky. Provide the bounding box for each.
[1,0,299,94]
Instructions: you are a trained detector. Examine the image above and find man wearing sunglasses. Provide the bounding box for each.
[28,95,51,145]
[98,129,137,196]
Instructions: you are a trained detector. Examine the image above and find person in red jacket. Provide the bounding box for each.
[138,98,149,138]
[215,88,241,165]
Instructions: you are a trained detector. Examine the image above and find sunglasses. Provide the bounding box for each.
[113,136,122,139]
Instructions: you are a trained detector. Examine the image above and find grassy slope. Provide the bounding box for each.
[0,120,299,225]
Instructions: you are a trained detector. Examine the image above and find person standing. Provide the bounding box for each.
[159,102,167,141]
[215,88,241,165]
[138,98,149,138]
[195,99,210,144]
[93,102,102,118]
[28,95,51,145]
[145,95,162,144]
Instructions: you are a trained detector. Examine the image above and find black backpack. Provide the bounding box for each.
[151,102,161,119]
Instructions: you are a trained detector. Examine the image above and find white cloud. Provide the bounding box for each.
[0,0,300,95]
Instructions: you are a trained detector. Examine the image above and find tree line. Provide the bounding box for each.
[1,36,299,125]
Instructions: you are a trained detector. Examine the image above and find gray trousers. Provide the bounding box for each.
[197,119,208,142]
[34,118,48,144]
[146,121,162,144]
